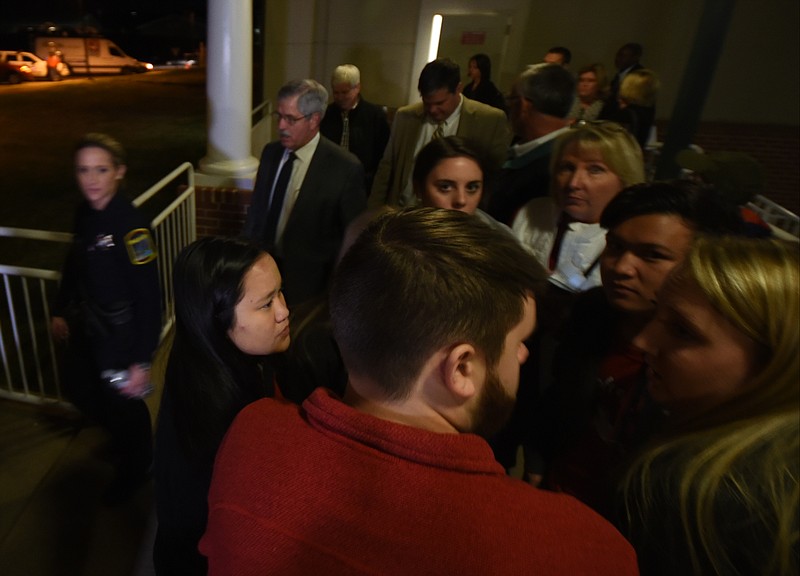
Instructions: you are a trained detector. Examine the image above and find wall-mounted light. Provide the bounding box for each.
[428,14,443,62]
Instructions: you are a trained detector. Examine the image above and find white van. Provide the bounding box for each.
[0,50,70,78]
[34,37,153,75]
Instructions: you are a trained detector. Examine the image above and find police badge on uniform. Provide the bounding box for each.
[124,228,157,265]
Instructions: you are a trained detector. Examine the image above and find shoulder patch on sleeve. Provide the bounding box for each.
[124,228,157,265]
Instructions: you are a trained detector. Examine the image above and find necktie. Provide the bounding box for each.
[264,151,296,245]
[548,214,570,271]
[432,122,444,140]
[340,110,350,150]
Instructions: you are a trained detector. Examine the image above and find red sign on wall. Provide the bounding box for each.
[461,31,486,45]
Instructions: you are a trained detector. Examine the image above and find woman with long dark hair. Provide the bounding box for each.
[153,236,290,575]
[463,53,506,113]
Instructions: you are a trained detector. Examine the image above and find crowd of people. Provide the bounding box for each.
[50,40,798,576]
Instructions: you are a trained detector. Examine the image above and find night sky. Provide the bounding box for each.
[0,0,207,61]
[1,1,206,29]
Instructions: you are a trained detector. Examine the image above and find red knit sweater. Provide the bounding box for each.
[201,388,638,575]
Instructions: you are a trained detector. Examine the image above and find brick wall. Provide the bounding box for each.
[660,121,799,214]
[195,186,253,238]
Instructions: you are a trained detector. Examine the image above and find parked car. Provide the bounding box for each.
[0,50,69,79]
[165,52,199,69]
[0,59,34,83]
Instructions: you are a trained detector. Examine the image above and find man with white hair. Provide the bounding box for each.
[320,64,389,191]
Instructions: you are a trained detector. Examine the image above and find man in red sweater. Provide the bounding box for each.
[200,208,639,575]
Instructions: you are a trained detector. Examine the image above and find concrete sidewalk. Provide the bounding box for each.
[0,399,156,576]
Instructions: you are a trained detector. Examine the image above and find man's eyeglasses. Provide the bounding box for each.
[272,112,312,126]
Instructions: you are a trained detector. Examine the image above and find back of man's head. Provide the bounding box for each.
[330,208,547,400]
[418,58,461,96]
[600,180,745,236]
[545,46,572,66]
[517,63,575,118]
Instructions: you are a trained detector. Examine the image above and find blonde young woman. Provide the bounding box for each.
[621,236,799,576]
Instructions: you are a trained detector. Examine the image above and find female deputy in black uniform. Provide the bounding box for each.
[51,133,161,502]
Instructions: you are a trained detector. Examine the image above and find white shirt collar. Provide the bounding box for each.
[291,131,320,164]
[510,125,570,158]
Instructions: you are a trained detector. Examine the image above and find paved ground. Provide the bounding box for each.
[0,68,206,267]
[0,399,157,576]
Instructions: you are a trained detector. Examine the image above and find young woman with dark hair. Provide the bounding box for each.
[463,53,506,113]
[153,236,290,575]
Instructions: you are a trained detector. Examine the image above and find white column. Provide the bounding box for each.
[198,0,260,187]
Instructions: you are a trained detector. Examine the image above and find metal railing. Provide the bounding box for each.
[0,163,196,405]
[134,162,197,330]
[0,241,70,404]
[747,194,800,240]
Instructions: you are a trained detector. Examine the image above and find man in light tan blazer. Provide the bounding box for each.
[369,58,511,208]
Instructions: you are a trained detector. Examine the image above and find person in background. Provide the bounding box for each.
[320,64,390,191]
[620,236,798,576]
[369,57,510,209]
[487,63,575,225]
[462,53,506,113]
[544,46,572,68]
[412,135,510,233]
[200,208,639,576]
[51,132,160,504]
[601,68,659,149]
[568,63,609,123]
[607,42,644,115]
[46,50,62,81]
[153,236,290,575]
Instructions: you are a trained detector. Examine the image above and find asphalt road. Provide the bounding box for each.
[0,68,207,234]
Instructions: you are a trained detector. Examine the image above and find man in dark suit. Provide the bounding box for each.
[487,64,575,225]
[606,43,644,116]
[243,79,366,306]
[320,64,389,192]
[369,57,511,209]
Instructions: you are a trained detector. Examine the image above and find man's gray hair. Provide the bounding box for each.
[516,63,575,118]
[278,79,328,118]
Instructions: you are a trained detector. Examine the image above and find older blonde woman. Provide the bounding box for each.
[621,236,799,576]
[511,121,645,294]
[493,122,645,476]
